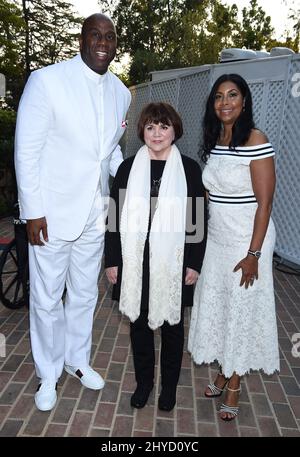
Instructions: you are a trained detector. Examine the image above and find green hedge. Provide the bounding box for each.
[0,109,17,216]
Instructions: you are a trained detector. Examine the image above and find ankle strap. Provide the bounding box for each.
[227,386,241,392]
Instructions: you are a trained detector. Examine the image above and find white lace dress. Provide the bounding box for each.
[188,143,280,377]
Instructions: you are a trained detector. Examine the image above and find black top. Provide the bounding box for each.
[149,160,165,227]
[104,153,207,307]
[150,159,165,196]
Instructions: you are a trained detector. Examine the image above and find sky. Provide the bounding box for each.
[71,0,299,40]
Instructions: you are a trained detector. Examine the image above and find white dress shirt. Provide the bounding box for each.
[80,56,116,159]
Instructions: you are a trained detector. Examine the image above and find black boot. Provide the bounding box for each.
[158,385,177,411]
[131,383,154,409]
[130,312,155,409]
[159,317,184,412]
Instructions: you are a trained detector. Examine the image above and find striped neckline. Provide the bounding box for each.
[211,143,274,158]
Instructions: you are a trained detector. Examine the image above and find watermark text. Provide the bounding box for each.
[0,333,6,358]
[291,72,300,98]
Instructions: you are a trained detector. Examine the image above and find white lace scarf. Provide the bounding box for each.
[119,144,187,330]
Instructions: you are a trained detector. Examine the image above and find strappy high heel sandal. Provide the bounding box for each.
[219,385,241,421]
[205,373,228,398]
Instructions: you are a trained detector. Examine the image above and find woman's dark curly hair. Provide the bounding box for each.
[201,73,255,162]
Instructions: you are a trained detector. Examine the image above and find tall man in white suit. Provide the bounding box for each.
[15,14,131,411]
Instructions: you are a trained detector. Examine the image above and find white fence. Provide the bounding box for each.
[124,55,300,265]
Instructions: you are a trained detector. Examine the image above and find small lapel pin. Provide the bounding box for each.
[121,120,128,128]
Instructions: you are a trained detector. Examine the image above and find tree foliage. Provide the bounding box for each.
[286,5,300,51]
[0,108,17,213]
[20,0,82,79]
[0,0,25,109]
[99,0,280,85]
[232,0,274,50]
[0,0,82,108]
[0,0,83,214]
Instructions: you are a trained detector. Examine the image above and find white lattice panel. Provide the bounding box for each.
[248,82,264,127]
[264,80,285,149]
[125,85,150,157]
[150,79,178,106]
[273,57,300,264]
[176,70,211,163]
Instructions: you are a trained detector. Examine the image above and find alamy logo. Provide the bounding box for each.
[0,73,5,97]
[99,194,205,244]
[0,333,6,358]
[291,333,300,358]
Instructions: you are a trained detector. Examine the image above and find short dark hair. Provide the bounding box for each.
[202,73,255,162]
[137,102,183,143]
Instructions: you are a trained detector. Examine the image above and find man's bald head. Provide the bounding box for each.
[81,13,116,36]
[80,13,117,75]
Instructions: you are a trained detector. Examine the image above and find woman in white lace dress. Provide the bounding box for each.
[105,103,207,411]
[188,74,280,421]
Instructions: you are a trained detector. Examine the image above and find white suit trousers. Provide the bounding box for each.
[29,192,105,381]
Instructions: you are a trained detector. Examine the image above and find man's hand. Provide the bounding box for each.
[27,217,48,246]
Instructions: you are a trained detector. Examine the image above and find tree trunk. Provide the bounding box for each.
[22,0,31,80]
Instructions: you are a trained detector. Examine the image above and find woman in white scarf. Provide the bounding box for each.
[105,103,207,411]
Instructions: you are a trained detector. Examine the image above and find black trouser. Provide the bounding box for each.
[130,310,184,392]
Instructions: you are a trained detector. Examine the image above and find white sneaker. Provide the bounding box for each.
[64,365,105,390]
[34,380,57,411]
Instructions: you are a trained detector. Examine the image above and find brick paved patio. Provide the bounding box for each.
[0,216,299,437]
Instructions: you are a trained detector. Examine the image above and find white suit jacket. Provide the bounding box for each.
[15,55,131,240]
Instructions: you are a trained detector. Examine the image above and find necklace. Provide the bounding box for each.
[151,178,162,197]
